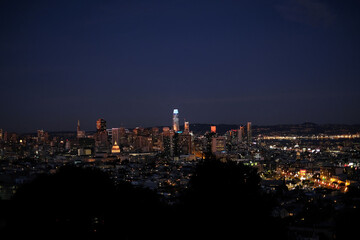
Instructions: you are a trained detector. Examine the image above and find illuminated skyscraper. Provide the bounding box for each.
[173,109,179,132]
[247,122,252,144]
[184,121,190,133]
[96,118,106,132]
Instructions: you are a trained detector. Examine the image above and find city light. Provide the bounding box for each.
[0,110,360,239]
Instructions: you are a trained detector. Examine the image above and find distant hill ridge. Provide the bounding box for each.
[185,123,360,135]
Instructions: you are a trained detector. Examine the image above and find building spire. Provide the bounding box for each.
[77,120,85,138]
[77,120,80,131]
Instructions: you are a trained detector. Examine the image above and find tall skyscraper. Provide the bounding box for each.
[173,109,179,132]
[95,118,109,152]
[162,127,173,156]
[238,126,244,142]
[96,118,106,132]
[247,122,252,144]
[77,120,85,138]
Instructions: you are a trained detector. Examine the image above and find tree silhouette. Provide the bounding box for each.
[178,157,285,239]
[5,165,165,239]
[4,160,287,239]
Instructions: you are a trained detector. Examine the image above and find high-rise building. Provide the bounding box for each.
[118,127,127,146]
[211,126,216,133]
[65,139,71,151]
[184,121,190,133]
[0,129,3,141]
[238,126,244,142]
[151,127,162,152]
[173,109,179,132]
[162,127,173,156]
[112,128,121,145]
[172,132,180,157]
[247,122,252,144]
[95,118,109,152]
[37,130,49,143]
[96,118,107,132]
[77,120,85,138]
[178,133,193,155]
[211,136,226,153]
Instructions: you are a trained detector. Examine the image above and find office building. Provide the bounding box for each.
[78,137,95,156]
[112,128,121,145]
[184,121,190,133]
[178,133,193,155]
[96,118,107,132]
[162,127,173,156]
[95,118,109,152]
[37,130,49,143]
[211,126,216,133]
[211,136,226,153]
[238,126,244,142]
[173,109,179,132]
[247,122,252,144]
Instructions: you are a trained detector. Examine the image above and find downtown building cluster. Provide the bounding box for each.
[74,109,253,161]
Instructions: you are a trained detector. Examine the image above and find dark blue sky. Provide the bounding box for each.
[1,0,360,132]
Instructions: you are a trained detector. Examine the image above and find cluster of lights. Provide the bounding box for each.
[261,134,360,140]
[269,145,320,153]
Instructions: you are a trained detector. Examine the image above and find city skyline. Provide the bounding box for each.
[3,108,360,134]
[1,1,360,133]
[3,107,255,133]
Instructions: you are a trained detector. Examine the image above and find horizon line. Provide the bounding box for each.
[4,122,360,135]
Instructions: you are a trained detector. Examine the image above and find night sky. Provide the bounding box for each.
[1,0,360,133]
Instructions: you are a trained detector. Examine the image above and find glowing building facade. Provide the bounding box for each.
[184,121,189,133]
[96,118,107,132]
[111,141,121,154]
[211,126,216,133]
[173,109,179,132]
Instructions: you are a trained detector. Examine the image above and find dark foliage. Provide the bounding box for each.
[3,160,284,239]
[5,165,165,239]
[177,158,285,239]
